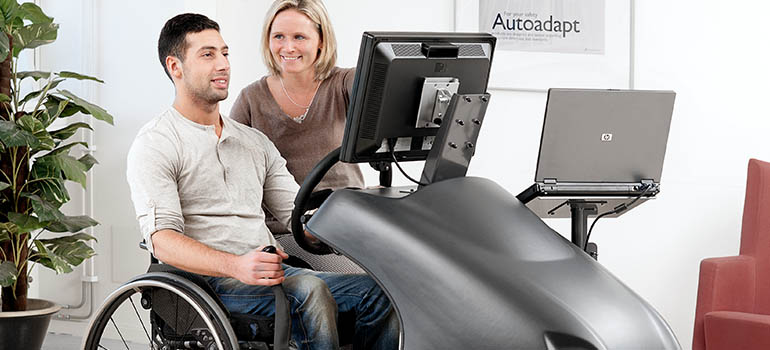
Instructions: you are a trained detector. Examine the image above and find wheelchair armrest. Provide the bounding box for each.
[139,240,159,264]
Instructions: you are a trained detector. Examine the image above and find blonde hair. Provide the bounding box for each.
[262,0,337,81]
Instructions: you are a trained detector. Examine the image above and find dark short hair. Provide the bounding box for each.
[158,13,220,80]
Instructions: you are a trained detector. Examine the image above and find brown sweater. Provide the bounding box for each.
[229,67,364,191]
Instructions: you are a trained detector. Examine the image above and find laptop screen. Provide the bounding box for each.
[535,88,676,183]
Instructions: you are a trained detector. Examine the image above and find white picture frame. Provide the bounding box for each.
[455,0,634,91]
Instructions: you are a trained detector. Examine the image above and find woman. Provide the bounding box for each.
[229,0,364,191]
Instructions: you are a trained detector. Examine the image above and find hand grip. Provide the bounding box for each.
[262,245,291,350]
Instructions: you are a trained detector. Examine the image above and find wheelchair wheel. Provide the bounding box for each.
[82,272,239,350]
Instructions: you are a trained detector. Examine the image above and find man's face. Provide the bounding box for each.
[176,29,230,104]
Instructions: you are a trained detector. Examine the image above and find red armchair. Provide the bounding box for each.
[693,158,770,350]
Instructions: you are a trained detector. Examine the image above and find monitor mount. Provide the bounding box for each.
[420,93,490,185]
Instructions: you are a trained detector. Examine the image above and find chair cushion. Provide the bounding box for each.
[705,311,770,350]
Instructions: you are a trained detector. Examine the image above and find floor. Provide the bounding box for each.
[43,332,145,349]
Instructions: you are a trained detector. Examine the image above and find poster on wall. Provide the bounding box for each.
[479,0,604,54]
[456,0,631,91]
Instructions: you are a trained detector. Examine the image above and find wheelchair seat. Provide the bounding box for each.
[147,263,278,347]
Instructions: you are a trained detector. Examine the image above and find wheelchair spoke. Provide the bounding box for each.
[108,317,130,349]
[84,277,237,350]
[181,307,201,339]
[128,295,153,345]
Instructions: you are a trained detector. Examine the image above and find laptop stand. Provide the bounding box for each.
[518,187,658,260]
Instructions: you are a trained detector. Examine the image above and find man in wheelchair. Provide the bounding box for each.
[124,13,398,350]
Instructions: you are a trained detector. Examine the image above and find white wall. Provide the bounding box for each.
[627,0,770,346]
[27,1,770,348]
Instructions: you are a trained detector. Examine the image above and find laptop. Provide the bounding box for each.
[517,88,676,217]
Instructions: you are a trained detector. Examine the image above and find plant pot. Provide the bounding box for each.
[0,299,61,350]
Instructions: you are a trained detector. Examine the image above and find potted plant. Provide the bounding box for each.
[0,1,113,349]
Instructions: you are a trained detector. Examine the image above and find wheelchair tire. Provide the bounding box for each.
[82,272,239,350]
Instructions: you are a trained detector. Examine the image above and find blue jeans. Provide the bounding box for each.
[204,266,399,350]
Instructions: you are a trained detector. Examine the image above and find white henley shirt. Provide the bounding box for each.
[126,107,299,256]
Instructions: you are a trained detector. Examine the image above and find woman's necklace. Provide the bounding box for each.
[280,76,322,123]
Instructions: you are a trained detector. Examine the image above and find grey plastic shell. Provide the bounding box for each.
[306,177,679,349]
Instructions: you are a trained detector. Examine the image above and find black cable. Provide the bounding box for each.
[388,139,428,186]
[583,183,655,251]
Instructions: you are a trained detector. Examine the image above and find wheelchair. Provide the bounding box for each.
[82,247,356,350]
[82,175,382,350]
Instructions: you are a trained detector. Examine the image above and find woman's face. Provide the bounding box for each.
[269,9,322,77]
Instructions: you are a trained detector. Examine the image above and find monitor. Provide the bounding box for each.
[339,32,496,164]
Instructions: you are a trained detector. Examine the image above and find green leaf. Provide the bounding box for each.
[0,222,13,242]
[31,153,88,189]
[0,0,21,25]
[38,232,97,245]
[0,181,8,191]
[7,212,45,233]
[55,153,87,187]
[47,141,87,155]
[0,31,8,63]
[0,93,10,103]
[19,78,63,105]
[45,95,84,119]
[12,22,58,57]
[16,71,50,81]
[11,16,22,29]
[57,90,113,125]
[45,215,97,233]
[53,240,95,266]
[33,240,72,274]
[0,261,17,287]
[41,97,71,127]
[0,3,6,28]
[16,114,40,133]
[30,177,68,205]
[78,153,97,171]
[23,193,64,222]
[19,3,53,24]
[17,114,54,150]
[58,71,104,83]
[33,233,96,273]
[49,122,92,141]
[29,159,69,204]
[0,119,40,148]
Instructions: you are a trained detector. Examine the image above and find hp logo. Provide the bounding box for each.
[601,133,613,142]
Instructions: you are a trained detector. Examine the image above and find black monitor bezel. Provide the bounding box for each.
[340,31,496,164]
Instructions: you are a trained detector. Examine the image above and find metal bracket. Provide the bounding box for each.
[420,93,490,185]
[415,77,460,128]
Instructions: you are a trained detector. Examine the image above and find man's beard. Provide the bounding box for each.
[185,78,228,105]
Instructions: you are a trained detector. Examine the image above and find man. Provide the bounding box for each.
[126,13,397,350]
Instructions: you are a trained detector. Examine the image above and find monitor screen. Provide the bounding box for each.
[340,32,496,164]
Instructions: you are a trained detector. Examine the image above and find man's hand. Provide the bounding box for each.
[231,246,290,286]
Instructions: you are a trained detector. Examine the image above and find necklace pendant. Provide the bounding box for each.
[280,76,322,125]
[293,108,309,123]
